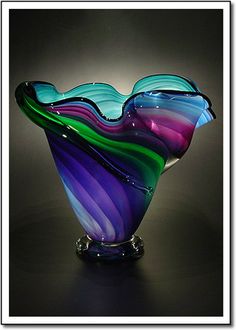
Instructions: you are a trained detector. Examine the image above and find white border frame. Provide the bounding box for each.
[1,1,230,325]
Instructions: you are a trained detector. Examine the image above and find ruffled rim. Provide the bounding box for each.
[16,74,215,122]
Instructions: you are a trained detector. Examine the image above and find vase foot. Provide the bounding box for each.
[76,235,144,261]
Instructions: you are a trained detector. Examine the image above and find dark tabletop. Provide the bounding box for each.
[10,196,223,317]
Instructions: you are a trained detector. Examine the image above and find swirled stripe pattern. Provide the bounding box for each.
[15,75,215,242]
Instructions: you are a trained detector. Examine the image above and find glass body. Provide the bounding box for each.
[15,75,215,247]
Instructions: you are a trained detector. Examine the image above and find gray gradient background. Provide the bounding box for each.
[9,10,223,316]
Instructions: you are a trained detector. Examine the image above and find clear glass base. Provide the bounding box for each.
[76,235,144,261]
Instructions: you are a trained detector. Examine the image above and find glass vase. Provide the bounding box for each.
[15,74,215,261]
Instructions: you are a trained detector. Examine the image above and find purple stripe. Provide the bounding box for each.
[48,137,140,241]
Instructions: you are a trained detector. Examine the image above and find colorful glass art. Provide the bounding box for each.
[15,74,215,260]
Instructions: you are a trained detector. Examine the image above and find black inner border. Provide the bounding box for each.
[2,1,231,326]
